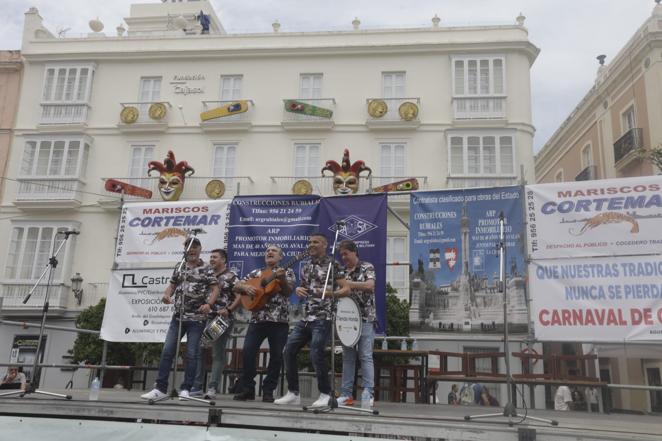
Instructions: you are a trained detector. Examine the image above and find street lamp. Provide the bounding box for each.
[71,273,83,305]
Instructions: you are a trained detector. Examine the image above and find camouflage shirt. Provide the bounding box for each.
[244,267,296,324]
[342,260,377,323]
[170,260,218,322]
[301,255,344,321]
[214,268,238,318]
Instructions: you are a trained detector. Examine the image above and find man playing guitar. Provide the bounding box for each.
[232,245,295,402]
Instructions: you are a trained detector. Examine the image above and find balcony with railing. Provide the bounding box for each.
[269,175,428,198]
[453,96,506,120]
[199,100,254,131]
[0,283,70,316]
[117,101,172,132]
[613,127,644,169]
[98,176,254,208]
[14,177,85,210]
[281,98,335,130]
[446,176,518,189]
[365,97,421,129]
[575,165,597,181]
[39,103,90,126]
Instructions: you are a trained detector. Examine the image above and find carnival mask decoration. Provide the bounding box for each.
[148,150,195,201]
[321,148,372,195]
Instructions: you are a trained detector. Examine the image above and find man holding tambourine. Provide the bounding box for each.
[335,239,377,407]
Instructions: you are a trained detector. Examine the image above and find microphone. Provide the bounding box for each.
[190,228,203,234]
[335,219,346,226]
[58,230,80,236]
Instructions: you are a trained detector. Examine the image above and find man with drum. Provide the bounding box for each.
[232,245,295,402]
[335,240,376,407]
[275,233,347,408]
[141,237,219,401]
[193,248,240,399]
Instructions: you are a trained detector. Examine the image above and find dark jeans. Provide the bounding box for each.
[239,321,289,395]
[283,319,332,395]
[155,318,205,393]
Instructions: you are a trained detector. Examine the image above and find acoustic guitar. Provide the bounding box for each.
[240,252,308,311]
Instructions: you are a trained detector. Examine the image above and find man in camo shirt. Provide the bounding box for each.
[335,240,377,407]
[141,237,219,401]
[275,233,347,408]
[233,245,295,402]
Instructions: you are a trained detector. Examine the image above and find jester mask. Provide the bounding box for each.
[321,148,372,195]
[148,150,195,201]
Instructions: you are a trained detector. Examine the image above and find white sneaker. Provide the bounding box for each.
[274,391,300,405]
[337,396,354,406]
[179,389,190,400]
[141,388,167,400]
[205,387,217,399]
[311,393,331,408]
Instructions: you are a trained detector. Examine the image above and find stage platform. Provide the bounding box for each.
[0,388,660,441]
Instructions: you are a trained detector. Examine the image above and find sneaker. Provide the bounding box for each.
[311,393,331,408]
[233,390,255,401]
[141,388,167,400]
[274,391,300,405]
[179,389,190,400]
[204,387,217,399]
[189,388,203,397]
[337,396,354,406]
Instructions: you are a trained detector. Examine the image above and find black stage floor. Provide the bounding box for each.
[0,388,660,441]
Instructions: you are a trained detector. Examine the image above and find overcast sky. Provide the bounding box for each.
[0,0,657,152]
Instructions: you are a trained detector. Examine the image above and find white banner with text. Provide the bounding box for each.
[526,176,662,259]
[530,255,662,341]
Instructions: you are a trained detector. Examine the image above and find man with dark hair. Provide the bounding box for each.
[192,248,240,399]
[1,366,26,391]
[275,233,347,407]
[335,239,376,407]
[141,237,219,401]
[233,245,295,402]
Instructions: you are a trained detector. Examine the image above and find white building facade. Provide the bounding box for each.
[0,1,538,391]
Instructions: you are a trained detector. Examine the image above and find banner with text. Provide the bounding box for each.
[526,176,662,259]
[226,195,321,305]
[319,194,388,333]
[100,268,175,342]
[530,255,662,341]
[409,186,527,331]
[115,199,231,265]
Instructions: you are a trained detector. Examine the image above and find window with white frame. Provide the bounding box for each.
[128,145,154,186]
[621,105,636,133]
[380,143,406,183]
[581,144,593,169]
[41,64,94,103]
[387,236,408,300]
[139,77,161,103]
[447,133,514,176]
[555,169,564,182]
[212,143,237,177]
[382,72,406,98]
[299,74,322,99]
[453,56,505,96]
[294,143,320,177]
[20,138,90,179]
[220,75,242,100]
[4,223,76,281]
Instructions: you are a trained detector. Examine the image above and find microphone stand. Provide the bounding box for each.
[464,213,557,426]
[303,221,378,415]
[148,230,214,406]
[0,231,76,400]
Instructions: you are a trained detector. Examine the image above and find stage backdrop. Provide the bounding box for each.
[530,254,662,341]
[114,199,231,265]
[319,194,388,333]
[409,186,527,332]
[100,268,175,342]
[525,175,662,259]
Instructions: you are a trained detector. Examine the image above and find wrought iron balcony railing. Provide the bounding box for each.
[613,127,644,164]
[575,165,597,181]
